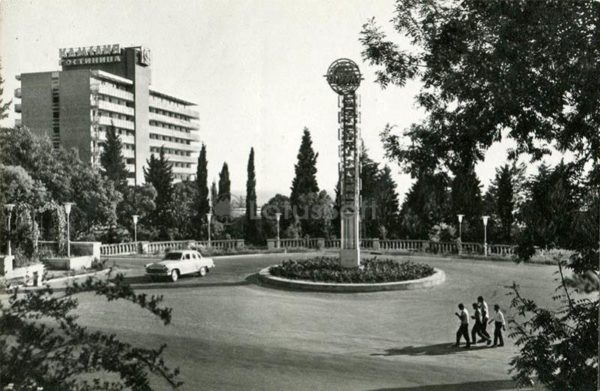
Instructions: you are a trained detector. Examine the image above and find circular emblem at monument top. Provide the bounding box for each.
[326,58,362,95]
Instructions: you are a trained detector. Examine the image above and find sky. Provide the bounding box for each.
[0,0,564,205]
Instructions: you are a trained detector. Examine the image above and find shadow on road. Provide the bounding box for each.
[369,379,517,390]
[371,343,493,357]
[123,274,252,291]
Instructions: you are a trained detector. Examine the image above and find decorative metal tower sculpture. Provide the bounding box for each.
[326,58,363,268]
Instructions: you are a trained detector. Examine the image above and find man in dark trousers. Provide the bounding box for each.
[477,296,492,343]
[488,304,506,347]
[454,303,470,348]
[470,302,490,345]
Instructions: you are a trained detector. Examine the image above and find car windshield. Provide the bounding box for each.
[163,252,182,260]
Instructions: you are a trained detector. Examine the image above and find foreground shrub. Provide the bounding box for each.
[269,257,434,283]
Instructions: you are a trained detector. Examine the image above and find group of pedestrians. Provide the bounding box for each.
[454,296,505,349]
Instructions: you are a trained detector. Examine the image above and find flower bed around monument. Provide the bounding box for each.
[269,257,434,284]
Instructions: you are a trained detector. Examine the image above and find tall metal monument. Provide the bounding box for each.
[326,58,363,268]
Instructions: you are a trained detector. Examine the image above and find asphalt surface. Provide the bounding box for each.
[69,252,555,390]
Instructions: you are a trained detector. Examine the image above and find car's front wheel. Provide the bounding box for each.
[170,269,179,282]
[199,266,208,277]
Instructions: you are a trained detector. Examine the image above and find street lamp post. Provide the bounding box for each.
[457,214,464,241]
[206,212,212,248]
[482,215,490,257]
[275,212,281,249]
[64,202,73,258]
[4,204,15,256]
[132,215,139,243]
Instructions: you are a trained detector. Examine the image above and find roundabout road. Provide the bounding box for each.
[72,252,555,390]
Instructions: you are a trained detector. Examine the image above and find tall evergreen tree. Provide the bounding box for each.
[290,127,319,208]
[216,162,231,219]
[99,124,129,194]
[399,172,451,239]
[245,148,259,243]
[195,143,210,237]
[144,147,174,237]
[360,144,380,237]
[450,167,483,242]
[210,181,218,211]
[376,165,400,238]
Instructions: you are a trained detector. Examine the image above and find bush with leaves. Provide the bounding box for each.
[0,274,182,390]
[270,257,434,284]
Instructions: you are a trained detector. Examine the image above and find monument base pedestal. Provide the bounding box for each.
[340,248,361,268]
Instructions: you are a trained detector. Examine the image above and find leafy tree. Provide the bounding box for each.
[400,172,450,239]
[0,275,182,390]
[215,163,231,221]
[361,1,600,174]
[375,165,400,239]
[117,184,157,241]
[194,143,210,238]
[245,148,259,243]
[0,127,121,241]
[261,194,294,239]
[360,3,599,387]
[171,180,197,240]
[295,191,334,238]
[290,127,319,208]
[144,147,174,238]
[99,124,128,194]
[0,61,10,119]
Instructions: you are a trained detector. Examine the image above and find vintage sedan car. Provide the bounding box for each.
[145,250,215,282]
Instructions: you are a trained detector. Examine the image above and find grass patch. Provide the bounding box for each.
[269,257,435,284]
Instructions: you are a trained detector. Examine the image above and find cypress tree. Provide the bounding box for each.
[245,148,258,242]
[210,181,218,211]
[99,124,128,194]
[0,62,11,119]
[360,144,380,237]
[450,167,483,242]
[290,127,319,208]
[195,143,210,237]
[217,163,231,218]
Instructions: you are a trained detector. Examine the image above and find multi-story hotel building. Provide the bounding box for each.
[13,44,200,185]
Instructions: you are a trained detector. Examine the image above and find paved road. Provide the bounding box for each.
[72,252,555,390]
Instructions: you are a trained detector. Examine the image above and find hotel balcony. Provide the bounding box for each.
[149,96,200,119]
[122,148,135,159]
[95,99,135,116]
[149,112,198,130]
[98,115,135,131]
[15,118,22,127]
[149,138,200,152]
[149,126,200,142]
[14,103,21,113]
[14,88,21,98]
[93,84,134,102]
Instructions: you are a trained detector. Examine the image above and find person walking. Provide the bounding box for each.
[477,296,492,343]
[488,304,506,347]
[454,303,470,348]
[470,303,489,345]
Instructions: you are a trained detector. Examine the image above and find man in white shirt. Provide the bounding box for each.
[477,296,492,342]
[454,303,471,348]
[488,304,506,347]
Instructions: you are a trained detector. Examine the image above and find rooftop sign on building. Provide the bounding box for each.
[59,44,122,66]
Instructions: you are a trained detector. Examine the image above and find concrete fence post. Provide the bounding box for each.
[267,239,276,250]
[317,238,325,251]
[236,239,245,249]
[140,241,150,255]
[372,238,380,251]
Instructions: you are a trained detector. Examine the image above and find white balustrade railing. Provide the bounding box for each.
[100,242,139,256]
